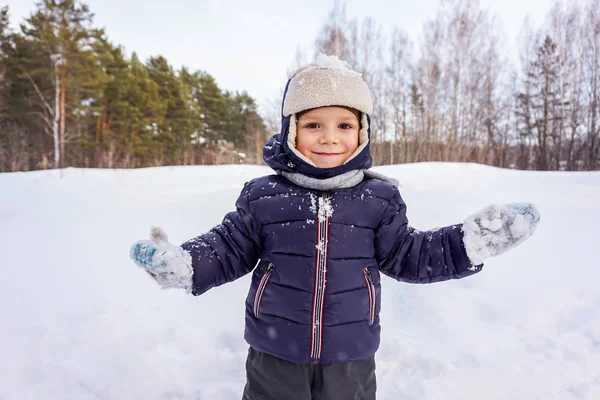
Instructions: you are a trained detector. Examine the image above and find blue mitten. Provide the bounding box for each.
[462,203,540,265]
[130,240,164,268]
[130,226,193,290]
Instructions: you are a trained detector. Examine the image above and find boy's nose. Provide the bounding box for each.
[320,127,339,144]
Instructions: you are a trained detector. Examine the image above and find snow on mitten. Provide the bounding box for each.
[462,203,540,265]
[129,226,193,290]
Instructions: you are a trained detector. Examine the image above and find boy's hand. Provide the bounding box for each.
[462,203,540,265]
[130,226,171,269]
[129,226,193,290]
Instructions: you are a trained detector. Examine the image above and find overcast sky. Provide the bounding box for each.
[4,0,555,112]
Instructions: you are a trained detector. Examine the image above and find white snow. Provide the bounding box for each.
[1,162,599,399]
[317,196,334,222]
[315,239,325,253]
[309,192,317,214]
[287,53,362,79]
[312,53,359,77]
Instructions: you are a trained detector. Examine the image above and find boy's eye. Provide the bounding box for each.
[339,123,353,129]
[305,123,319,129]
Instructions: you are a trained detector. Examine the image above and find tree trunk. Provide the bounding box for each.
[53,62,61,169]
[255,124,262,164]
[59,75,66,169]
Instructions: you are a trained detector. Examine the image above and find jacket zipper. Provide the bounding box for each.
[310,192,331,362]
[363,268,376,326]
[253,263,273,318]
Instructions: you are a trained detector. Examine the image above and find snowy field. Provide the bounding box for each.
[1,162,599,400]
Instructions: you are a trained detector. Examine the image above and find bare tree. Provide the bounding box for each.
[386,28,413,164]
[351,17,386,163]
[300,0,600,170]
[314,0,350,60]
[416,16,445,162]
[582,0,600,169]
[479,14,511,167]
[412,0,506,164]
[260,90,284,139]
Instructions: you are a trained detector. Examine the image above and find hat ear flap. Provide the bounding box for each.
[287,114,318,167]
[344,112,370,165]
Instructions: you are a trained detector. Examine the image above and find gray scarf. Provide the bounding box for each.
[279,169,399,191]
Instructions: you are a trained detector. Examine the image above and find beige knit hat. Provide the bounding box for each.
[283,54,373,167]
[283,54,373,117]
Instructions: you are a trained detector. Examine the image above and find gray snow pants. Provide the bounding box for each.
[242,347,376,400]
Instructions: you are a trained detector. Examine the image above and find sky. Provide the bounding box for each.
[3,0,555,113]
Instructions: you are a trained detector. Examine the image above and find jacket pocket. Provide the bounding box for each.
[363,268,376,325]
[254,263,274,318]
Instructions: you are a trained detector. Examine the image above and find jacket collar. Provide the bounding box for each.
[278,169,399,191]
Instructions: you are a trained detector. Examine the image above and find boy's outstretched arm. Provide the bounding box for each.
[374,190,539,284]
[182,182,261,295]
[130,182,262,295]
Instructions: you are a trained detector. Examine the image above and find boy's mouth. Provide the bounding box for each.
[313,152,342,156]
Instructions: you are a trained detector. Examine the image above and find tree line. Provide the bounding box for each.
[264,0,600,171]
[0,0,265,172]
[2,0,599,172]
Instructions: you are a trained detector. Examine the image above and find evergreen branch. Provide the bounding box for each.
[31,111,53,133]
[24,71,54,117]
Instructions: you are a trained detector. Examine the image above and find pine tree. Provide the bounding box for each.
[192,72,230,163]
[0,6,14,170]
[0,6,7,89]
[18,0,108,168]
[0,6,45,171]
[516,36,569,170]
[177,67,204,164]
[96,48,164,167]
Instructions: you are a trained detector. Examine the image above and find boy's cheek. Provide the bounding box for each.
[295,134,311,155]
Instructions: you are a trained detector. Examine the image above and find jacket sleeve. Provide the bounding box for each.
[181,182,262,295]
[374,189,482,284]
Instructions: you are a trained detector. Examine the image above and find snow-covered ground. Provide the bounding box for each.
[1,163,599,400]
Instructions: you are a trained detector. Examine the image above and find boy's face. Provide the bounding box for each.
[295,106,360,169]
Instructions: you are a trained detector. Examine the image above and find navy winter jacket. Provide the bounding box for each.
[181,89,482,365]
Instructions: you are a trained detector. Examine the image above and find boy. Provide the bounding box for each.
[130,54,540,400]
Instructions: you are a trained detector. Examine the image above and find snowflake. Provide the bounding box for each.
[309,193,317,214]
[317,196,334,222]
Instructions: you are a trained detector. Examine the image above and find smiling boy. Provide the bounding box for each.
[130,54,540,400]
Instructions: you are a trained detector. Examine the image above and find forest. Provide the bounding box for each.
[1,0,599,172]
